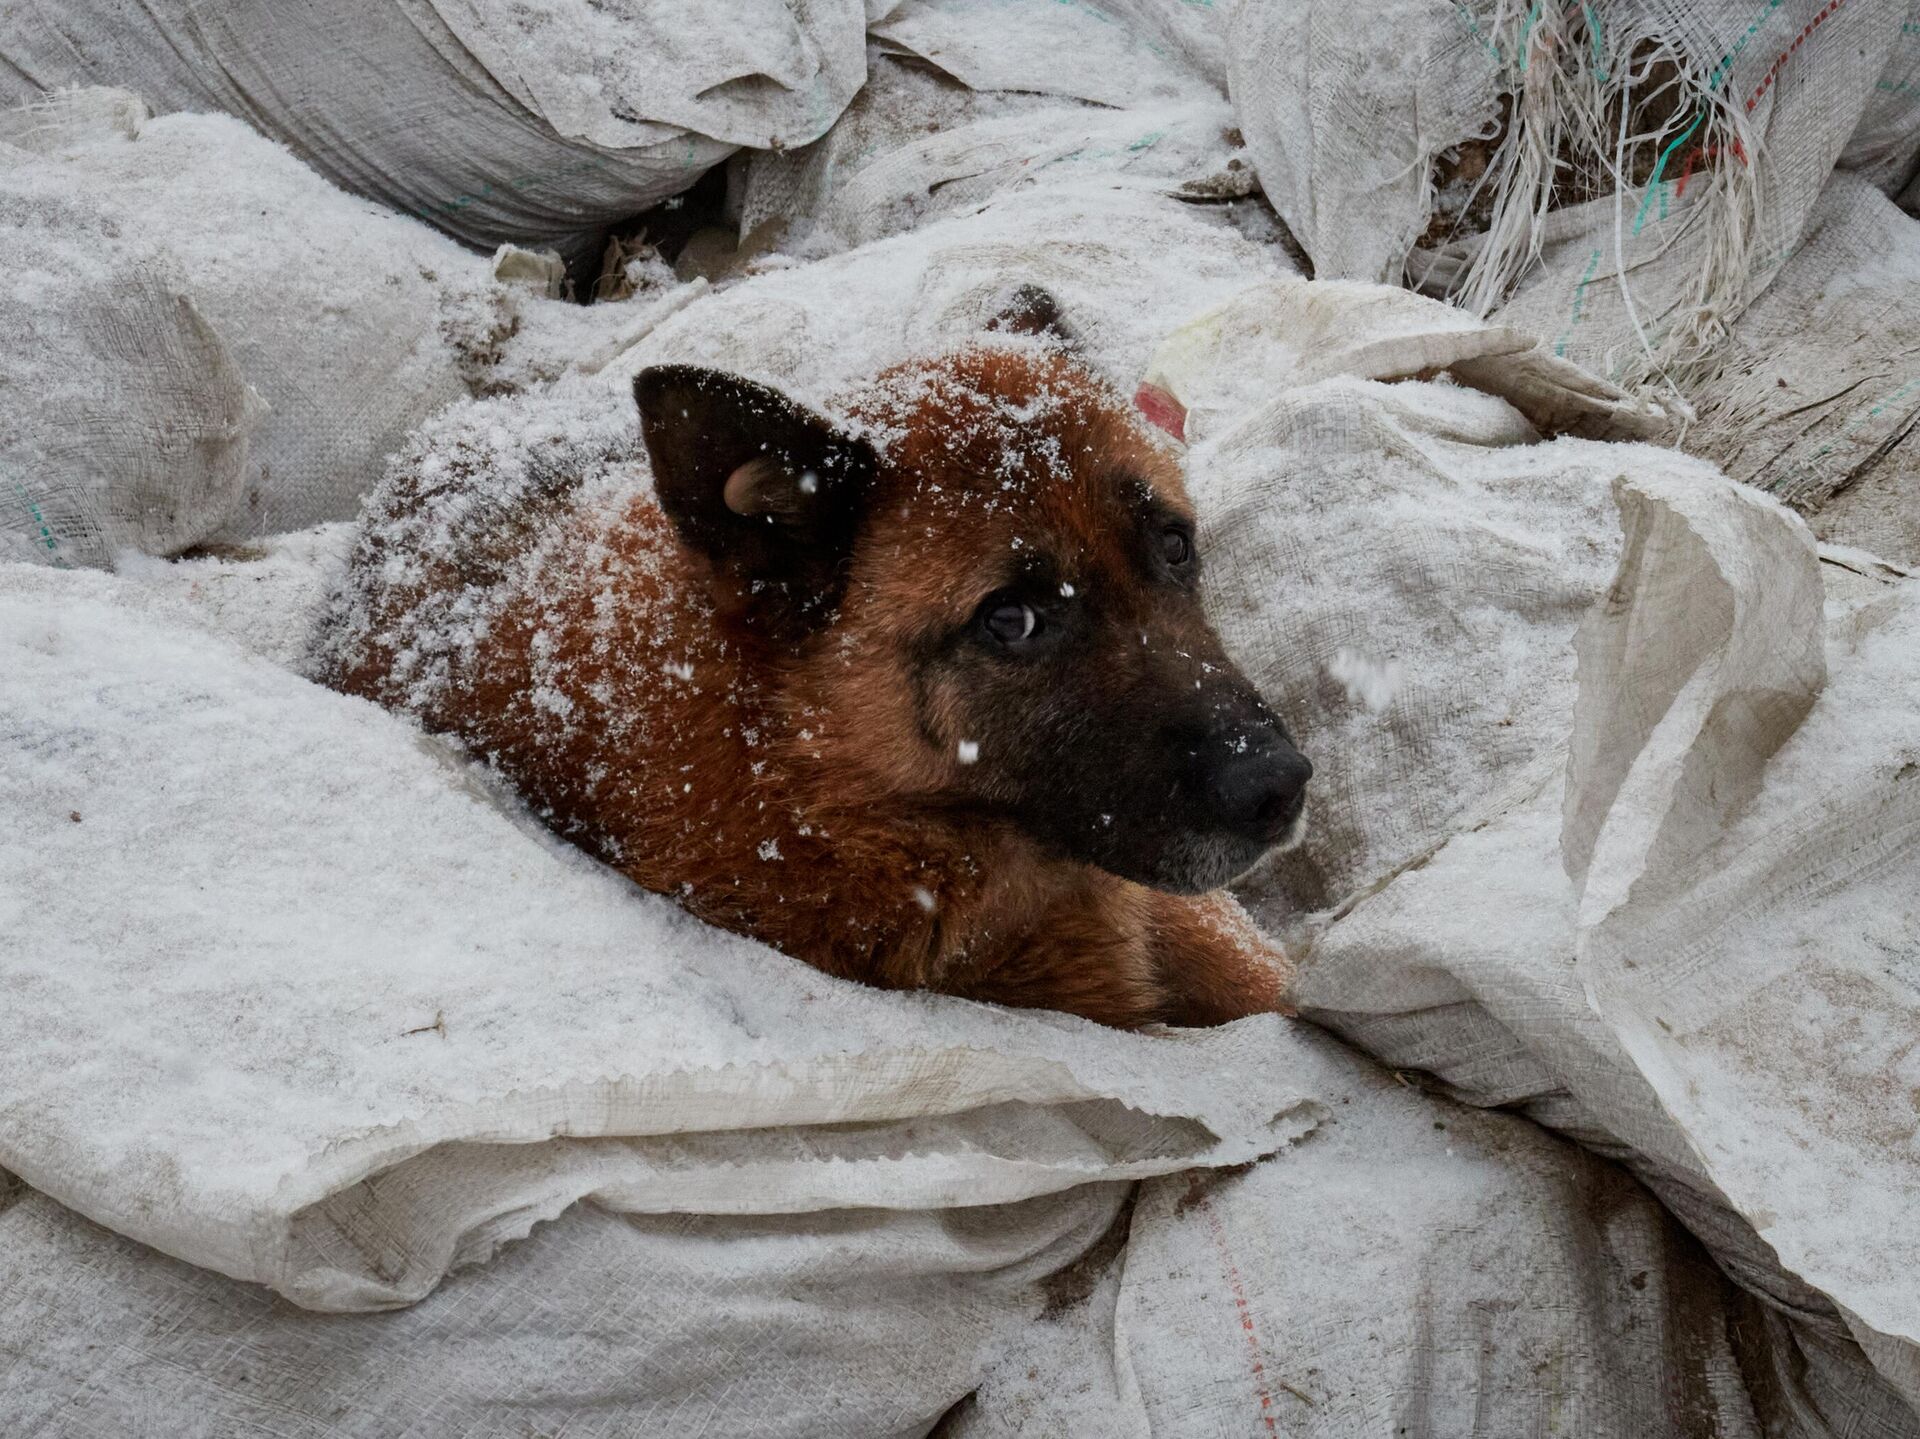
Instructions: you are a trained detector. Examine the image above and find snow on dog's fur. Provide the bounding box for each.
[327,291,1310,1026]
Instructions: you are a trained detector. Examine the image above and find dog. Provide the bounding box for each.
[326,289,1311,1027]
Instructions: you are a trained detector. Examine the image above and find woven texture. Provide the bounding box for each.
[0,0,867,253]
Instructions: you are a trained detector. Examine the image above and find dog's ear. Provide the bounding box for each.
[986,284,1079,349]
[634,365,877,635]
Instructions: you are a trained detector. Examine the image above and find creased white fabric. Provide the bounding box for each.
[0,92,500,549]
[0,0,868,252]
[0,564,1316,1314]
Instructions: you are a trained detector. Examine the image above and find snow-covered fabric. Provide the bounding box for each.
[4,7,1920,1428]
[0,191,261,567]
[0,91,505,549]
[953,1026,1780,1439]
[868,0,1229,108]
[617,180,1297,399]
[1139,272,1670,445]
[0,562,1314,1313]
[0,73,1295,572]
[733,50,1254,259]
[0,0,867,253]
[0,1176,1127,1438]
[1145,278,1680,917]
[1288,472,1920,1425]
[1572,473,1920,1411]
[9,1027,1784,1439]
[1087,273,1920,1424]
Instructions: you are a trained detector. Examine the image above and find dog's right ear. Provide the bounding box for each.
[986,284,1079,349]
[635,365,877,636]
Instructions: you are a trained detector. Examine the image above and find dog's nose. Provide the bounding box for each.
[1206,739,1312,844]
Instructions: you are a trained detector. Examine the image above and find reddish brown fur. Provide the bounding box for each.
[331,345,1292,1028]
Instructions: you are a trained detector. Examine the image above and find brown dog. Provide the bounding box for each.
[326,293,1310,1027]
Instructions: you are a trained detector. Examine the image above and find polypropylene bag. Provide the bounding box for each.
[1289,472,1920,1424]
[1226,1,1920,561]
[0,1173,1127,1438]
[0,0,867,253]
[733,51,1255,259]
[1118,273,1920,1426]
[954,1026,1782,1439]
[0,91,512,551]
[0,562,1315,1313]
[0,186,261,566]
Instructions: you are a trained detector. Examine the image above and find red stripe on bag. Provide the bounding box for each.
[1192,1190,1281,1434]
[1747,0,1849,111]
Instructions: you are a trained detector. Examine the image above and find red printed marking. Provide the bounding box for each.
[1134,382,1187,442]
[1676,145,1701,196]
[1674,139,1750,197]
[1747,0,1848,111]
[1193,1192,1281,1435]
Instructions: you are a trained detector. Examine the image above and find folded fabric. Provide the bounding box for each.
[0,566,1314,1313]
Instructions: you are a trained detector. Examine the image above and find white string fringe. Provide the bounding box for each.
[1443,2,1762,405]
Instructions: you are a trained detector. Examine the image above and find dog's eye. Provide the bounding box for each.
[980,597,1040,646]
[1160,526,1193,567]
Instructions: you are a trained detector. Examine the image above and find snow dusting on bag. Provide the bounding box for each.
[0,0,868,254]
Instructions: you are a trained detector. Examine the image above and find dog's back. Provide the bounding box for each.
[328,414,756,880]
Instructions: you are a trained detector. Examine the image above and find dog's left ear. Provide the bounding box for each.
[986,284,1079,349]
[635,365,877,635]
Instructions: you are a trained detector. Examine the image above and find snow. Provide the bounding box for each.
[1325,647,1403,714]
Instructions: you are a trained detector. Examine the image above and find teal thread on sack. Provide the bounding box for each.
[1582,4,1610,82]
[1450,3,1502,66]
[1813,375,1920,456]
[1630,113,1703,235]
[1632,0,1787,236]
[1791,376,1919,497]
[1552,248,1605,356]
[1035,125,1170,174]
[1516,1,1545,72]
[12,484,66,566]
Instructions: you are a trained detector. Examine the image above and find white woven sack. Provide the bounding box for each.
[735,50,1255,259]
[953,1027,1783,1439]
[0,1173,1127,1438]
[869,0,1228,107]
[0,0,866,253]
[0,194,262,566]
[0,90,519,549]
[1234,0,1920,411]
[1291,475,1920,1428]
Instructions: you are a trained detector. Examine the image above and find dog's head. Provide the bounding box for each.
[633,290,1309,894]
